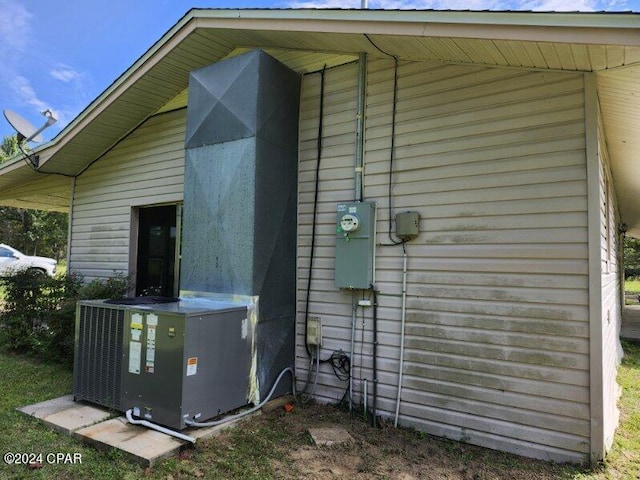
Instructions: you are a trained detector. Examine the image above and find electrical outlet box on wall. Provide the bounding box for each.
[306,316,322,346]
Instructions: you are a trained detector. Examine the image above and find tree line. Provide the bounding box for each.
[0,135,68,260]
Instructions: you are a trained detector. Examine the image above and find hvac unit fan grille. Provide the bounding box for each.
[73,305,125,410]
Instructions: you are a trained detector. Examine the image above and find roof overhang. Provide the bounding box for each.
[1,8,639,229]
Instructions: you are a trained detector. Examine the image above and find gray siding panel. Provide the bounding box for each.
[69,110,185,279]
[598,107,623,451]
[296,59,590,463]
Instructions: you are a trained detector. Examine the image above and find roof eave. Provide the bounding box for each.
[45,8,640,167]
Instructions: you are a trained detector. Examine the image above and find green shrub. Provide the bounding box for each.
[77,271,131,300]
[0,270,130,366]
[625,268,640,280]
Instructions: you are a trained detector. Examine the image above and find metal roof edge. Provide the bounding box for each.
[190,8,640,29]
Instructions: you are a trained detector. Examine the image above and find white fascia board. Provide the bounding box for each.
[192,9,640,46]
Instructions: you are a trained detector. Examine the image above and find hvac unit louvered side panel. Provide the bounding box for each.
[73,303,125,410]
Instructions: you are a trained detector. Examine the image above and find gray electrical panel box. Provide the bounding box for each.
[335,201,376,289]
[122,300,251,430]
[395,211,420,241]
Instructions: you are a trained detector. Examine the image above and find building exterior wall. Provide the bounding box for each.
[65,54,613,464]
[597,103,623,453]
[296,58,591,463]
[69,109,186,280]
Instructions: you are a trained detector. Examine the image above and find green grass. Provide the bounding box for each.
[601,340,640,478]
[0,353,144,480]
[625,279,640,294]
[0,342,639,479]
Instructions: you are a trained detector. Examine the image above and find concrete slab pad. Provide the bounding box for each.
[308,427,354,446]
[18,394,76,417]
[187,410,261,441]
[73,410,262,466]
[19,395,278,466]
[18,395,113,434]
[75,417,185,466]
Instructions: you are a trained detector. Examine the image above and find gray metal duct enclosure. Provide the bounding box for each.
[182,50,300,400]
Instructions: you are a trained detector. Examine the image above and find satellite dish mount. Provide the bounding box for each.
[2,109,58,168]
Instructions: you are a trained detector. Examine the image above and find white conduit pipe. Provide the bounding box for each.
[363,379,368,421]
[185,367,295,428]
[125,409,196,444]
[393,251,408,427]
[349,292,357,412]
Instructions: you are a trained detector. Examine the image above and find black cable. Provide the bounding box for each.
[302,65,350,372]
[328,350,350,381]
[384,56,404,247]
[304,65,326,359]
[17,141,76,178]
[364,35,404,248]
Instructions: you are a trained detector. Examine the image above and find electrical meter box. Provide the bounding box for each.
[335,201,376,289]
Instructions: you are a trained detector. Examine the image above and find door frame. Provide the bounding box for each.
[129,202,182,297]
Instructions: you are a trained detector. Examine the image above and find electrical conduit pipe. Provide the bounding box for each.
[393,251,408,427]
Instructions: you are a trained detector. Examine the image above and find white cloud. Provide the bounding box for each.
[518,0,598,10]
[286,0,631,10]
[0,1,48,118]
[10,75,50,112]
[0,1,84,135]
[50,66,82,83]
[0,0,32,52]
[288,0,359,7]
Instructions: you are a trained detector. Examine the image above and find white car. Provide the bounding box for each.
[0,244,57,276]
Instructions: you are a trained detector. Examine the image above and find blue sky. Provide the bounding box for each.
[0,0,638,142]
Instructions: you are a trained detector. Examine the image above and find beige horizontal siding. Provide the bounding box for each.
[296,58,590,463]
[597,108,623,451]
[69,109,185,280]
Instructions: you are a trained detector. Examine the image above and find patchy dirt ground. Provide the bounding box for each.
[180,400,589,480]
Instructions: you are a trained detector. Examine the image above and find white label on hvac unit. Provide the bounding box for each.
[129,313,144,374]
[129,341,142,374]
[145,314,157,374]
[130,313,143,342]
[186,357,198,376]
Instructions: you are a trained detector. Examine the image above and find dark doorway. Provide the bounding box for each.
[135,205,177,297]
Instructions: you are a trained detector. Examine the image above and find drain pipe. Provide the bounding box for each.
[354,52,367,202]
[393,249,409,427]
[126,409,196,444]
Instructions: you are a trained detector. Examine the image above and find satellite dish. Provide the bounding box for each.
[3,109,57,143]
